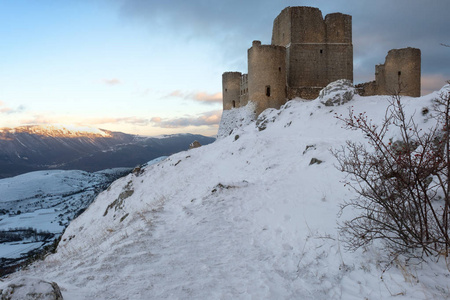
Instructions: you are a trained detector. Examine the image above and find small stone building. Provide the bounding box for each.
[222,6,421,116]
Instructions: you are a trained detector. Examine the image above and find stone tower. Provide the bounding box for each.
[377,48,421,96]
[271,7,353,99]
[222,72,242,110]
[248,41,287,116]
[357,48,421,97]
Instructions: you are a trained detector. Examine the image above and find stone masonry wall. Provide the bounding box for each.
[271,6,353,100]
[222,72,241,110]
[357,48,421,97]
[240,74,249,106]
[383,48,421,96]
[248,41,287,116]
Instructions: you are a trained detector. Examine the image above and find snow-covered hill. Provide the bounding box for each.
[3,83,450,299]
[0,168,133,275]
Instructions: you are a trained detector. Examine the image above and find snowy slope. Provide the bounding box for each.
[0,168,131,273]
[3,84,450,299]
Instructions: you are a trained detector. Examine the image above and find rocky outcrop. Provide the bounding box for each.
[189,141,202,149]
[0,277,63,300]
[319,79,356,107]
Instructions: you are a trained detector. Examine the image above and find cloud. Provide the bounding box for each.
[151,110,222,128]
[164,90,222,104]
[20,115,152,127]
[0,102,25,114]
[18,111,222,130]
[20,114,55,125]
[118,0,450,82]
[192,92,222,104]
[80,116,151,126]
[103,78,121,85]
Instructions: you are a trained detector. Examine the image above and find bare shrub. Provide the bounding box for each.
[333,85,450,258]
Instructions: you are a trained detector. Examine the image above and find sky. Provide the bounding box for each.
[0,0,448,136]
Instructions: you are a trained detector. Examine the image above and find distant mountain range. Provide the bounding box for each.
[0,125,215,178]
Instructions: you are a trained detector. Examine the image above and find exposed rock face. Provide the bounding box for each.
[189,141,202,149]
[319,79,356,107]
[0,278,63,300]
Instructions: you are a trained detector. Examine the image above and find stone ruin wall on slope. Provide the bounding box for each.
[356,48,421,97]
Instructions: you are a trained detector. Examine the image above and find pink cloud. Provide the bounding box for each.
[0,101,25,114]
[164,90,222,104]
[152,110,222,128]
[103,78,121,85]
[422,74,449,95]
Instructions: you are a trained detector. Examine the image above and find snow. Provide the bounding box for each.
[8,124,112,137]
[0,170,99,203]
[217,101,256,138]
[2,83,450,299]
[0,169,131,261]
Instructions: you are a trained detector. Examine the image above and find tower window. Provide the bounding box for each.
[266,85,271,97]
[232,100,236,108]
[398,71,402,76]
[279,67,281,72]
[320,49,323,54]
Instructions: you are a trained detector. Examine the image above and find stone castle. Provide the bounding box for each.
[222,6,421,116]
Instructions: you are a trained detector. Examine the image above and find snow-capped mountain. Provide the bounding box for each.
[2,83,450,299]
[0,125,215,178]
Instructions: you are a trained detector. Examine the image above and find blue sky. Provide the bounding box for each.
[0,0,448,136]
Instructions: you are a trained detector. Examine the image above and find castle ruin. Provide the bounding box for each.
[222,6,421,116]
[356,48,421,97]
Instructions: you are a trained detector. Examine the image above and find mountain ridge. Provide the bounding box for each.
[0,125,215,178]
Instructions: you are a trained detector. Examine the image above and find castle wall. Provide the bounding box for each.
[355,81,377,96]
[375,64,386,93]
[248,41,287,116]
[358,48,421,97]
[271,6,353,100]
[383,48,421,96]
[222,72,242,110]
[271,7,292,46]
[290,7,326,44]
[240,74,249,106]
[325,13,352,44]
[222,7,421,118]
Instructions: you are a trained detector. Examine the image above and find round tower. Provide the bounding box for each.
[222,72,242,110]
[248,41,287,115]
